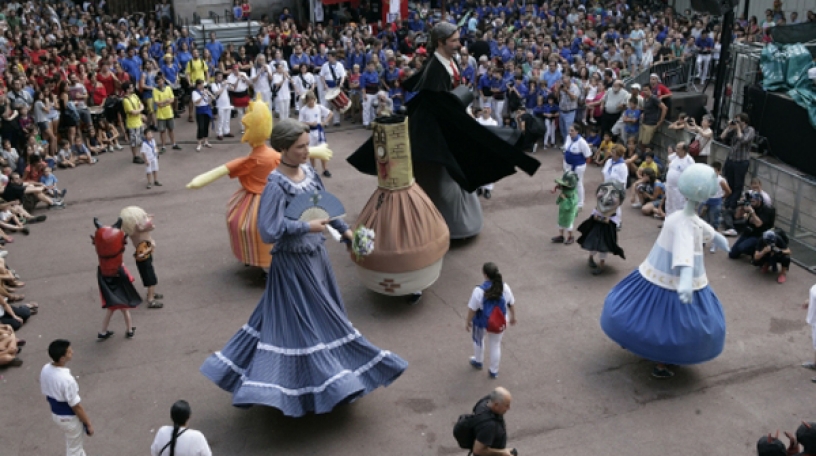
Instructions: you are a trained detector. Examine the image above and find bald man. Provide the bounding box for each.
[472,388,516,456]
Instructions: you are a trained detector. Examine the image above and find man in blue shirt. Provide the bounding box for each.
[289,44,311,71]
[695,31,715,84]
[121,47,142,86]
[366,40,387,67]
[540,60,562,89]
[360,61,380,128]
[383,58,401,90]
[500,38,515,63]
[346,42,366,74]
[175,27,194,52]
[205,32,224,67]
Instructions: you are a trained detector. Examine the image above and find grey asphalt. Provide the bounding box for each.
[2,118,814,456]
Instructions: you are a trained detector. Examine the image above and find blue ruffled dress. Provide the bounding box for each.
[600,212,726,365]
[201,165,408,417]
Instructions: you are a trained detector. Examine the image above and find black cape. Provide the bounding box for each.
[98,266,142,309]
[347,55,540,193]
[576,217,626,259]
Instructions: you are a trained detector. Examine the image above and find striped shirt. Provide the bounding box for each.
[558,82,580,112]
[726,126,755,161]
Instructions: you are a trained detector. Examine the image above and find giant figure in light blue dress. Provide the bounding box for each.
[601,164,731,375]
[201,164,408,417]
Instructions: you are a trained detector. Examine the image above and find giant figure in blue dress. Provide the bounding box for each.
[201,119,407,416]
[600,164,731,378]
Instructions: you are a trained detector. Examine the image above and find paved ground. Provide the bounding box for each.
[2,117,815,456]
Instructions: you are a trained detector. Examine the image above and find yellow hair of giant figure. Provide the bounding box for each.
[186,96,331,190]
[241,96,273,148]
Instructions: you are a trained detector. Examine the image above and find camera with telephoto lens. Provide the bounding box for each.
[741,191,752,207]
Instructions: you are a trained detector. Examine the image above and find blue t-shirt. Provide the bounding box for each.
[623,108,641,134]
[585,134,602,148]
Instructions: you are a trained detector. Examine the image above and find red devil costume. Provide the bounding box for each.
[92,217,142,309]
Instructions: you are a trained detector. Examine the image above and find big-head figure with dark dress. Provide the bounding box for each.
[348,22,540,239]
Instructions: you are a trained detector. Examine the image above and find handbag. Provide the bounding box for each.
[688,138,701,157]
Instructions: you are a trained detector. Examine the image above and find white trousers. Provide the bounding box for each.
[258,90,272,114]
[696,54,712,82]
[363,93,377,126]
[544,118,557,145]
[216,107,231,136]
[492,100,505,123]
[563,162,587,207]
[275,97,290,120]
[473,331,504,374]
[52,414,86,456]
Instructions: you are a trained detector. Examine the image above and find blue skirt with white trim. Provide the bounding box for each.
[600,270,726,365]
[200,244,408,417]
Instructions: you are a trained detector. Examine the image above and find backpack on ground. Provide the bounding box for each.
[453,409,496,451]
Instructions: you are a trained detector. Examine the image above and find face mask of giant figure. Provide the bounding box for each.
[595,181,625,217]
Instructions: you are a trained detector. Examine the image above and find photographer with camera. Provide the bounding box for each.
[720,113,755,210]
[752,229,792,284]
[728,191,776,262]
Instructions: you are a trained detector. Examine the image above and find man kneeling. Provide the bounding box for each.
[753,229,792,284]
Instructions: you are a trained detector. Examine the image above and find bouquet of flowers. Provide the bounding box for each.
[351,226,376,262]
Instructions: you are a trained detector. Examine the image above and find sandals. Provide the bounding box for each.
[8,294,24,302]
[148,300,164,309]
[153,293,164,300]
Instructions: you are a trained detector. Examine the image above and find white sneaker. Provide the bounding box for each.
[532,143,538,154]
[723,229,738,237]
[709,244,716,253]
[631,202,642,208]
[196,145,201,152]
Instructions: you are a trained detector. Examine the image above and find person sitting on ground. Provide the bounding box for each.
[40,167,66,201]
[0,206,29,235]
[98,119,124,152]
[71,136,98,165]
[753,229,792,284]
[2,173,63,209]
[0,295,36,331]
[83,125,107,155]
[56,140,77,169]
[728,191,776,260]
[636,168,666,219]
[0,323,23,367]
[630,152,659,207]
[592,131,615,166]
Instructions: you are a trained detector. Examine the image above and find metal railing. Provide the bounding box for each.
[624,55,697,92]
[649,124,816,272]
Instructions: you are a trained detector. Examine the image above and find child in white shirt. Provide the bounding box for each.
[141,128,161,189]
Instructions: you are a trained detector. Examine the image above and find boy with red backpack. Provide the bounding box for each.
[466,262,517,379]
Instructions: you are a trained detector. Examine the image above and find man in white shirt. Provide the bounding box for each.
[319,51,346,126]
[210,71,234,140]
[41,339,94,456]
[475,105,498,199]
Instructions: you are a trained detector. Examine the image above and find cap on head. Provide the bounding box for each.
[630,83,641,90]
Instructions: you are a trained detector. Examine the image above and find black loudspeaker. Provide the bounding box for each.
[667,92,708,121]
[690,0,737,15]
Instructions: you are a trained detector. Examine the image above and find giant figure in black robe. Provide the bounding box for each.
[347,46,540,239]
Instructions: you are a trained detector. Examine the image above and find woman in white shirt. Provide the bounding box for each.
[271,63,291,121]
[686,114,714,161]
[250,55,273,114]
[293,63,316,112]
[465,262,516,379]
[664,143,696,216]
[190,79,214,151]
[150,400,212,456]
[298,91,333,177]
[562,125,593,208]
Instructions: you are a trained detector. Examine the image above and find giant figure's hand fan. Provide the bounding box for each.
[284,190,346,222]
